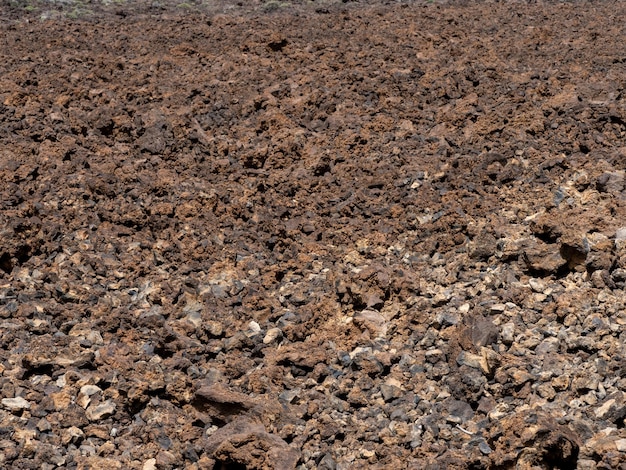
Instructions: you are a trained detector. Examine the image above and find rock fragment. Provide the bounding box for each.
[86,400,116,421]
[1,397,30,412]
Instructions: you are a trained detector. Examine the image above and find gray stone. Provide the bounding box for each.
[263,327,282,344]
[478,440,492,455]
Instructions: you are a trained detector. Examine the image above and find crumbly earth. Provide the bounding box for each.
[1,0,626,468]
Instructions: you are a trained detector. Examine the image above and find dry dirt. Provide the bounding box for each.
[1,0,626,469]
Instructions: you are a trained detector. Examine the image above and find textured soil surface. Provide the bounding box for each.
[2,1,626,468]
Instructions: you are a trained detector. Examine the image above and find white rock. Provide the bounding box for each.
[86,400,116,421]
[1,397,30,411]
[501,322,515,345]
[615,439,626,452]
[528,278,546,293]
[143,458,157,470]
[263,327,282,344]
[244,320,262,338]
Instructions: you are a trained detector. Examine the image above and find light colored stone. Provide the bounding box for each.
[61,426,85,445]
[528,278,546,293]
[501,322,515,345]
[2,397,30,411]
[456,351,484,371]
[354,309,387,338]
[615,438,626,452]
[86,400,116,421]
[263,327,282,344]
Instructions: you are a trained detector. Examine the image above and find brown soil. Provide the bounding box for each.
[1,1,626,468]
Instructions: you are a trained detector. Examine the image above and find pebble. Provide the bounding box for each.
[1,397,31,411]
[615,439,626,452]
[528,278,546,293]
[2,7,626,470]
[244,320,262,338]
[263,327,283,344]
[86,400,116,421]
[478,440,492,455]
[143,458,157,470]
[380,384,403,402]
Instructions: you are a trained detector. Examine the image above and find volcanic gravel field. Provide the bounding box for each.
[1,0,626,468]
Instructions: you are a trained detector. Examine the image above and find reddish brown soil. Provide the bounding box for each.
[2,1,626,469]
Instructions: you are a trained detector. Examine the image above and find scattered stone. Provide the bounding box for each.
[0,4,624,469]
[142,459,157,470]
[263,327,282,344]
[193,385,258,423]
[86,400,116,421]
[501,322,515,345]
[380,381,403,402]
[522,241,567,274]
[1,397,30,412]
[615,439,626,452]
[478,440,492,455]
[354,309,388,338]
[204,418,300,469]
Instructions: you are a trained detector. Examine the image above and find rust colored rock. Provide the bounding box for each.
[193,385,258,423]
[204,418,300,470]
[488,411,580,469]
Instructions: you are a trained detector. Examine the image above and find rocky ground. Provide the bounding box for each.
[1,0,626,468]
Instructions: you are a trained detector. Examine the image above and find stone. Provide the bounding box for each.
[243,321,262,338]
[37,418,52,432]
[488,411,579,469]
[263,327,283,344]
[204,417,300,469]
[1,397,30,411]
[456,348,498,376]
[380,384,403,402]
[193,385,258,423]
[354,309,388,338]
[572,374,599,393]
[528,278,546,293]
[86,400,116,421]
[456,351,484,371]
[74,456,122,469]
[142,459,157,470]
[596,171,625,193]
[156,450,178,468]
[445,399,473,423]
[522,241,567,274]
[469,232,497,260]
[615,439,626,452]
[478,440,492,455]
[536,383,557,400]
[61,426,85,445]
[501,322,515,345]
[509,368,534,386]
